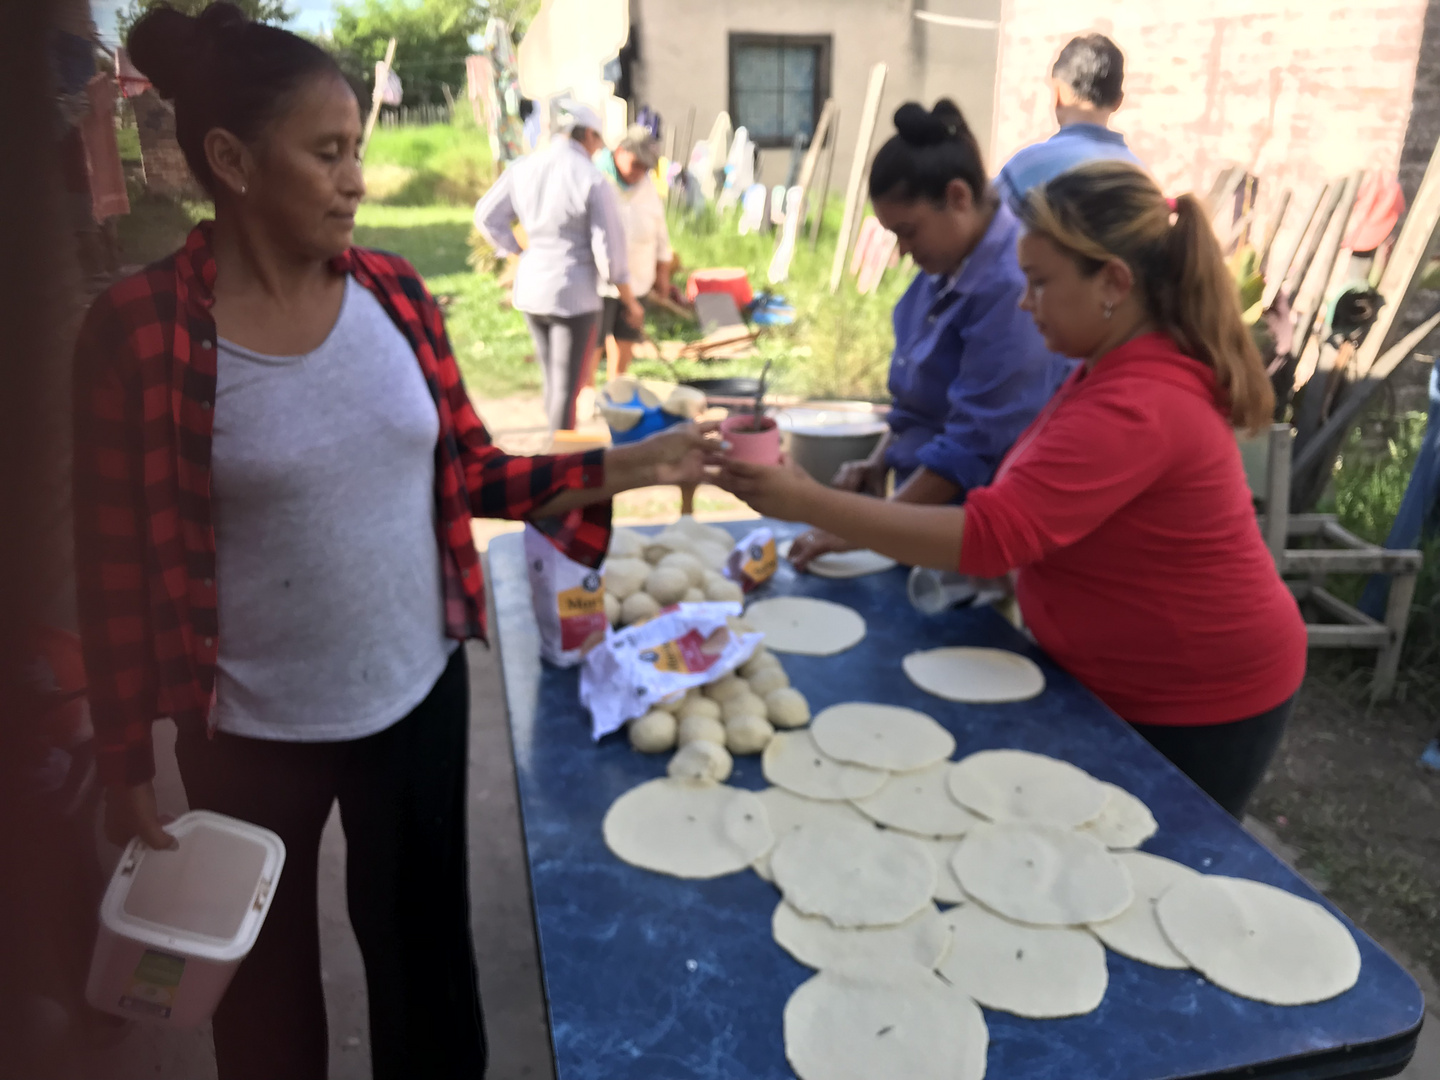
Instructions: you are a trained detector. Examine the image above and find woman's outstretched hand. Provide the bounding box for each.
[614,421,726,488]
[715,454,818,521]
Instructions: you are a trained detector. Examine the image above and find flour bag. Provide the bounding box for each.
[525,524,608,667]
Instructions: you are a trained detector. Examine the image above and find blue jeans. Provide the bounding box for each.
[1359,363,1440,618]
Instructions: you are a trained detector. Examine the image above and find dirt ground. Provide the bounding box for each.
[1251,661,1440,990]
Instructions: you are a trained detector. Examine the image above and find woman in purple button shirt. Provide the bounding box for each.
[791,100,1072,569]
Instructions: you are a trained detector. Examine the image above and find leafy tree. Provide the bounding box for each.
[328,0,483,107]
[116,0,292,42]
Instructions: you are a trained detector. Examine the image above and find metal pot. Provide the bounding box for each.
[776,406,889,485]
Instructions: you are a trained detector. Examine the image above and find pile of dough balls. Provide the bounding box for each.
[626,646,813,780]
[602,521,745,628]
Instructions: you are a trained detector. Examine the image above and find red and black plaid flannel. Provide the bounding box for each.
[73,224,611,786]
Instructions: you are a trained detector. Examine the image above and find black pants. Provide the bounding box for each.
[175,648,486,1080]
[1131,693,1297,819]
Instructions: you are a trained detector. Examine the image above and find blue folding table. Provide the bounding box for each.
[487,522,1424,1080]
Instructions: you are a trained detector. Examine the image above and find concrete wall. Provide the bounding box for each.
[631,0,1001,188]
[991,0,1430,251]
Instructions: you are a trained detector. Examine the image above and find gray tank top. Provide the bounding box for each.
[210,276,456,742]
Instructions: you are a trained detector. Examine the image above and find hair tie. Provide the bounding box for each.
[1165,196,1178,211]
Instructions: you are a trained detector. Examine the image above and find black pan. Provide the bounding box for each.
[682,377,762,398]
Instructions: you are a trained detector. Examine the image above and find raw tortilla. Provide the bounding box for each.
[770,819,937,928]
[937,901,1108,1018]
[811,703,956,772]
[1156,875,1362,1005]
[752,786,870,882]
[1079,782,1159,849]
[743,597,867,656]
[902,647,1044,703]
[784,968,988,1080]
[851,761,984,838]
[907,834,966,904]
[951,822,1133,925]
[1088,851,1199,970]
[762,730,888,802]
[946,748,1109,827]
[602,778,771,879]
[772,900,951,974]
[780,539,898,579]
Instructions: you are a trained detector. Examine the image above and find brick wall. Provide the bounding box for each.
[131,90,202,199]
[992,0,1430,237]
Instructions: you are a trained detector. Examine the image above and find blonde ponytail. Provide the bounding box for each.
[1022,163,1274,433]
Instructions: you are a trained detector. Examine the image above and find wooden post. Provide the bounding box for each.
[830,63,888,294]
[1262,185,1326,311]
[808,105,840,251]
[1263,424,1292,568]
[1256,188,1292,275]
[1352,134,1440,380]
[360,37,397,159]
[1374,570,1418,700]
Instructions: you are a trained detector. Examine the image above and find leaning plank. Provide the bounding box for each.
[808,106,840,251]
[1262,185,1327,310]
[1290,309,1440,477]
[1285,181,1345,309]
[829,63,888,293]
[1352,133,1440,380]
[1256,188,1293,275]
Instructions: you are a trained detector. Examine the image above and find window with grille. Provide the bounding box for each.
[728,34,832,149]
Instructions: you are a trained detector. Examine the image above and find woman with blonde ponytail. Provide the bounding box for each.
[719,160,1306,818]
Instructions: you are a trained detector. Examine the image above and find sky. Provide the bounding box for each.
[93,0,336,45]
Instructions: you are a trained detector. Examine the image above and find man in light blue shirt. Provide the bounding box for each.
[475,101,644,433]
[995,34,1145,213]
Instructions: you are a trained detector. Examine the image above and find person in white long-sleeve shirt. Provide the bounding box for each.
[474,102,644,433]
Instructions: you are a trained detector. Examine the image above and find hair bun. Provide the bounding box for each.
[893,99,969,148]
[127,1,248,100]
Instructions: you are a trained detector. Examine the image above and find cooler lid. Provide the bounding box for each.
[100,810,286,962]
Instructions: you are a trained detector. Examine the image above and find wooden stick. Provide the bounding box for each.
[1256,188,1292,274]
[1285,181,1344,309]
[795,99,836,226]
[1290,172,1363,372]
[1351,133,1440,380]
[359,37,397,160]
[1262,185,1326,311]
[830,64,888,294]
[809,105,840,251]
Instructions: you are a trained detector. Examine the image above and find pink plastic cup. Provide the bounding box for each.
[721,415,781,465]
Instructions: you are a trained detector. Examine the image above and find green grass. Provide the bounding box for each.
[116,125,141,163]
[114,188,211,266]
[354,204,537,397]
[362,122,495,207]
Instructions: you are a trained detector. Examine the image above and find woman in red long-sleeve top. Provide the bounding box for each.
[722,161,1306,819]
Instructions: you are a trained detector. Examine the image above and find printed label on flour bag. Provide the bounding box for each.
[642,627,727,675]
[119,949,185,1019]
[525,524,609,666]
[725,527,777,592]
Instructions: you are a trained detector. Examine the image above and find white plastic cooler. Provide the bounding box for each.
[86,810,286,1027]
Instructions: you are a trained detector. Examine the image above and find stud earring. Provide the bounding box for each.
[239,184,247,196]
[1103,302,1113,320]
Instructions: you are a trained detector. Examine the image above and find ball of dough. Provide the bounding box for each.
[722,691,769,722]
[703,673,750,703]
[654,690,687,713]
[645,530,697,564]
[746,665,790,697]
[740,649,782,678]
[695,541,734,571]
[604,592,621,627]
[659,551,706,588]
[678,712,727,747]
[679,697,722,722]
[683,587,706,603]
[628,710,677,753]
[667,740,734,783]
[702,569,729,591]
[765,687,811,728]
[705,578,745,603]
[608,530,646,560]
[644,566,690,606]
[603,558,650,601]
[725,714,775,755]
[621,591,661,626]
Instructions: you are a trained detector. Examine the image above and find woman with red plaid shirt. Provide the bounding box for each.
[73,7,712,1078]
